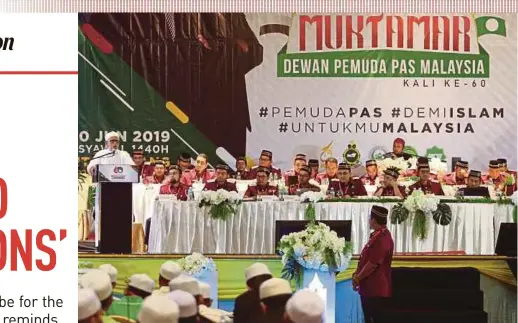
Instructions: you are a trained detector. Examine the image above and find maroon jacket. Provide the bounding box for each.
[203,180,237,192]
[159,183,189,201]
[408,180,444,195]
[327,179,368,197]
[244,185,279,197]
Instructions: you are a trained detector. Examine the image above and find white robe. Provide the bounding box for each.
[86,149,135,175]
[86,149,135,248]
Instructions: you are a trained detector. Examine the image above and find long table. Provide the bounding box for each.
[147,199,513,255]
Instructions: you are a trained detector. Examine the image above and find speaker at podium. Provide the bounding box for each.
[95,164,140,254]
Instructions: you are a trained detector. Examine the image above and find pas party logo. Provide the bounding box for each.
[278,14,506,78]
[369,146,389,160]
[343,141,361,166]
[425,146,447,162]
[403,145,419,158]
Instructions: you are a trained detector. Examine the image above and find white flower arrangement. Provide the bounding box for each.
[199,189,241,205]
[376,158,409,174]
[198,189,242,220]
[177,252,217,278]
[403,189,440,214]
[300,191,326,203]
[428,157,448,175]
[278,222,353,285]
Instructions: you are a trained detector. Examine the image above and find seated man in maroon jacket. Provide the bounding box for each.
[308,159,320,183]
[288,166,320,195]
[443,160,469,185]
[233,156,249,180]
[408,161,444,195]
[284,154,307,186]
[143,160,168,184]
[203,164,237,192]
[362,160,379,185]
[244,167,279,198]
[248,150,282,180]
[132,150,154,177]
[159,165,189,200]
[374,167,405,198]
[327,163,368,198]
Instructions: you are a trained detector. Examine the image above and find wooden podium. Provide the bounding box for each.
[95,164,139,254]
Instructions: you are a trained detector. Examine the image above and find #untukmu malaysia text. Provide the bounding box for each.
[0,178,67,271]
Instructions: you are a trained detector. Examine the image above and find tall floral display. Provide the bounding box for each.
[178,252,218,308]
[391,190,452,239]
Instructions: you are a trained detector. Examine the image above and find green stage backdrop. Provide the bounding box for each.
[78,13,517,172]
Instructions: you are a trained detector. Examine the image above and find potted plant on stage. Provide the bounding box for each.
[278,221,352,323]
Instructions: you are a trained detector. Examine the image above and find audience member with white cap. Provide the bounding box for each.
[106,273,155,321]
[99,264,118,289]
[159,261,182,287]
[79,270,114,315]
[198,282,233,323]
[199,282,212,307]
[285,291,324,323]
[79,288,103,323]
[233,263,273,323]
[136,294,180,323]
[169,290,199,323]
[259,278,292,323]
[169,275,203,305]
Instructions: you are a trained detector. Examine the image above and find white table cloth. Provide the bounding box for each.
[147,200,514,255]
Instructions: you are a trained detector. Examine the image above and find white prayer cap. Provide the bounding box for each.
[168,275,201,296]
[78,288,101,320]
[160,261,182,281]
[128,274,156,294]
[199,282,211,299]
[169,290,198,318]
[137,294,180,323]
[245,263,272,281]
[79,269,113,301]
[99,264,118,283]
[152,286,172,296]
[259,278,292,300]
[286,291,325,323]
[105,131,119,141]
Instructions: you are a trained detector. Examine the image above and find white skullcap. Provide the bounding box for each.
[169,290,198,318]
[79,269,113,301]
[168,275,201,296]
[199,282,211,299]
[128,274,155,294]
[137,294,180,323]
[286,291,325,323]
[78,288,101,320]
[160,261,182,281]
[259,278,292,300]
[105,131,119,141]
[99,264,118,283]
[245,263,272,281]
[152,286,172,296]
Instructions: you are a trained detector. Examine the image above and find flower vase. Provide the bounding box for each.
[188,269,219,309]
[300,268,336,323]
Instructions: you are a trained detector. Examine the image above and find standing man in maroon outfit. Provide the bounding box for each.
[353,205,394,323]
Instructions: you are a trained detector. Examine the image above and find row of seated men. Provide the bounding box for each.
[147,157,498,200]
[79,262,323,323]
